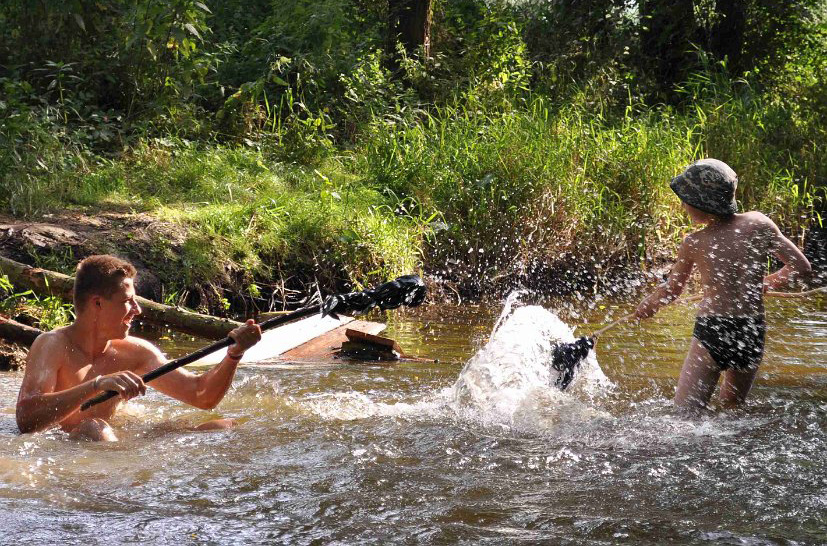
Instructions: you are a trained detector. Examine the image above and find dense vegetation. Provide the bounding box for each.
[1,0,825,310]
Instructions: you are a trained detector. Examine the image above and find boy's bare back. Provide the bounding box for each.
[635,158,811,408]
[685,211,776,316]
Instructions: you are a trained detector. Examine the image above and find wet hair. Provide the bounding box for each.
[73,255,137,312]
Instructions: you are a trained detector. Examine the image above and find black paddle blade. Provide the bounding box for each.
[551,336,594,391]
[373,274,427,309]
[321,275,427,317]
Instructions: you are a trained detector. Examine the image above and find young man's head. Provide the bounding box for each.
[73,255,141,338]
[670,158,738,223]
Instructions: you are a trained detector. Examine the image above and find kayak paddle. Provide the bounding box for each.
[81,275,427,411]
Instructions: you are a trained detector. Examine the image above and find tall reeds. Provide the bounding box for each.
[356,78,823,293]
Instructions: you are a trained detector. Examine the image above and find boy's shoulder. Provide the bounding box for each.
[740,210,772,223]
[682,229,703,245]
[701,211,773,231]
[680,231,703,257]
[735,211,780,234]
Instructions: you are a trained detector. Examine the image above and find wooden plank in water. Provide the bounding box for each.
[344,328,404,354]
[337,329,435,363]
[277,320,387,362]
[192,314,356,365]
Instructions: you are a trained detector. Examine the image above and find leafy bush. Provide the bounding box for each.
[0,0,824,302]
[0,275,75,331]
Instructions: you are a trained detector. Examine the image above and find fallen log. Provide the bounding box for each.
[0,255,241,339]
[0,316,41,347]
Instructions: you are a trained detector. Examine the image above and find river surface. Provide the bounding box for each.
[0,296,825,545]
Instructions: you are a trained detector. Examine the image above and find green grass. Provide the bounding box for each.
[69,143,424,292]
[0,275,75,330]
[357,81,824,286]
[1,72,823,302]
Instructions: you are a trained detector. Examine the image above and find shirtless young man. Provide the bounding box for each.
[634,159,811,409]
[16,255,262,440]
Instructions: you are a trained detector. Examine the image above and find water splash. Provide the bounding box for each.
[301,391,440,421]
[449,305,613,431]
[296,303,616,431]
[489,289,527,337]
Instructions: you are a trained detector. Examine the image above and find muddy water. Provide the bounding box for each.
[0,297,825,545]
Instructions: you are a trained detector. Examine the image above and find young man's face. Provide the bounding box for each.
[90,277,142,339]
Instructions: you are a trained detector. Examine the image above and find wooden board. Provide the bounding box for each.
[275,320,386,363]
[344,328,404,354]
[192,314,357,365]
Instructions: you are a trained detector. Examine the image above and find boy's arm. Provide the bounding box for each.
[763,218,812,291]
[635,237,695,319]
[15,334,144,433]
[135,320,262,410]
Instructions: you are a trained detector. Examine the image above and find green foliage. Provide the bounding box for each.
[437,4,533,100]
[26,246,78,276]
[340,49,417,135]
[24,141,430,295]
[358,73,824,287]
[0,275,12,296]
[0,0,212,118]
[0,276,75,331]
[0,0,824,300]
[0,77,93,215]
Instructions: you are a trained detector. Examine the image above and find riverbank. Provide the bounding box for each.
[0,342,25,371]
[3,93,825,312]
[4,67,826,312]
[2,0,825,314]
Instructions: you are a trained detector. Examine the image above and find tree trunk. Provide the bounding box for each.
[712,0,746,72]
[0,316,42,348]
[639,0,697,94]
[387,0,432,70]
[0,256,242,339]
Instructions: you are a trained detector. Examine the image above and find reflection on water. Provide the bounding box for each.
[0,298,825,544]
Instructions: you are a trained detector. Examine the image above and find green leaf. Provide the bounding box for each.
[184,23,202,40]
[73,13,86,32]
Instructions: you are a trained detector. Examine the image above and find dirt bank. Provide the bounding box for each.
[3,211,825,315]
[0,341,26,371]
[0,210,199,303]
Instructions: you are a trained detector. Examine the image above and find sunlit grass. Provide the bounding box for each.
[358,83,823,285]
[1,73,822,298]
[71,144,426,289]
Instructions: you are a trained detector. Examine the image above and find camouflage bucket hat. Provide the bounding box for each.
[670,158,738,216]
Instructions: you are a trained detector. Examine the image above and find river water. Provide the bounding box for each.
[0,296,825,544]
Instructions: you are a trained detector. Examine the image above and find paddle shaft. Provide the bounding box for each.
[81,304,321,411]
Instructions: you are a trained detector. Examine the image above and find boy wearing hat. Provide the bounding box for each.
[634,159,811,409]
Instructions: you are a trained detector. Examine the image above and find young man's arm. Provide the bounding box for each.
[15,333,145,433]
[135,320,262,410]
[635,236,695,319]
[763,216,812,291]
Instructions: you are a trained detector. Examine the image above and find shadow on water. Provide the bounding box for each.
[0,296,825,544]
